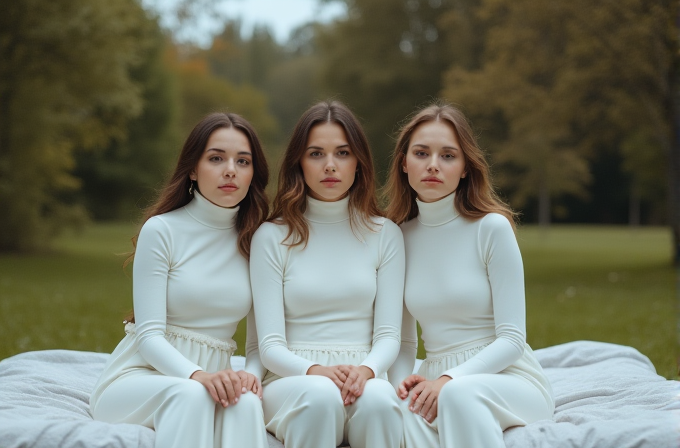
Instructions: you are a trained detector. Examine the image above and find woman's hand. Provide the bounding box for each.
[407,376,451,423]
[190,369,243,408]
[339,365,375,405]
[306,364,349,390]
[236,370,263,399]
[398,374,426,399]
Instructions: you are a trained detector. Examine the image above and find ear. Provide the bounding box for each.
[189,171,197,181]
[402,156,408,174]
[461,171,467,178]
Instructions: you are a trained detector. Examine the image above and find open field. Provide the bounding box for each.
[0,223,677,378]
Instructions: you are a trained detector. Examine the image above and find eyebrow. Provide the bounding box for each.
[306,144,350,151]
[411,143,460,151]
[206,148,252,156]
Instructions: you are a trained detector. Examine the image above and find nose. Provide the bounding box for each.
[427,155,439,173]
[324,155,337,173]
[224,159,236,178]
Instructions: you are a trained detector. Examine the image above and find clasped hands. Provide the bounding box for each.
[191,369,262,408]
[398,374,451,423]
[307,364,375,406]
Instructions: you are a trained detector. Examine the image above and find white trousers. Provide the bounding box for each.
[401,373,553,448]
[91,372,269,448]
[263,376,403,448]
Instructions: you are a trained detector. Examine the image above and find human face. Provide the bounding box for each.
[403,120,467,203]
[300,122,358,202]
[190,127,254,208]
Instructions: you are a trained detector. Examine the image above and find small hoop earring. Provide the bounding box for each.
[189,181,194,195]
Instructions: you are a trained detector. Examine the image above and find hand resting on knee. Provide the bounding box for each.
[399,374,451,423]
[191,369,262,408]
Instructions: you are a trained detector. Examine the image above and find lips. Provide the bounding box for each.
[321,177,340,186]
[422,177,443,184]
[219,183,238,192]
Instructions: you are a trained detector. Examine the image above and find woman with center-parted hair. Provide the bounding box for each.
[250,101,405,448]
[90,112,270,448]
[385,102,554,448]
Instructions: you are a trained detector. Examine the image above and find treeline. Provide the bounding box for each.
[2,0,679,261]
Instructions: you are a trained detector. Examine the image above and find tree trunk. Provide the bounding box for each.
[538,182,551,227]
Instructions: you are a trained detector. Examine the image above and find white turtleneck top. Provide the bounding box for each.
[132,191,262,379]
[391,193,526,382]
[250,196,405,379]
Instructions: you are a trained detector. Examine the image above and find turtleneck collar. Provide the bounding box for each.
[304,195,350,224]
[184,191,239,229]
[416,193,460,226]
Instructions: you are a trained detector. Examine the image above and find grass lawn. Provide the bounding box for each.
[0,223,677,379]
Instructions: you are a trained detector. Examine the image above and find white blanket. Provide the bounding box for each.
[0,341,677,448]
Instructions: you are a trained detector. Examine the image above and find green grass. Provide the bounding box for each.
[0,224,677,379]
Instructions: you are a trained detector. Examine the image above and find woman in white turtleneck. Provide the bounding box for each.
[90,113,270,448]
[250,101,405,448]
[385,103,554,448]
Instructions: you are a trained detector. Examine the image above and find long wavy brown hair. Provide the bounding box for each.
[384,102,516,228]
[269,100,382,246]
[124,112,269,322]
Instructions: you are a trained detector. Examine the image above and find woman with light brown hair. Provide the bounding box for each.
[90,112,270,448]
[385,102,554,448]
[250,100,405,448]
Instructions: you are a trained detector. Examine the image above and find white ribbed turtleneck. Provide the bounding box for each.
[250,196,405,379]
[390,193,527,381]
[132,191,262,379]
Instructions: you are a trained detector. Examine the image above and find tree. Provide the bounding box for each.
[73,33,181,221]
[0,0,156,250]
[442,0,671,226]
[175,53,279,148]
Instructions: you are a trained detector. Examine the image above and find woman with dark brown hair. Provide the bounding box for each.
[385,102,554,448]
[250,101,405,448]
[89,112,270,448]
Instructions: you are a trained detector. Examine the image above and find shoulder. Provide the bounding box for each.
[252,221,288,246]
[363,215,402,238]
[478,213,514,236]
[139,214,173,238]
[478,213,518,255]
[399,217,418,235]
[379,217,402,236]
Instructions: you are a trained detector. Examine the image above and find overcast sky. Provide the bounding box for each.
[144,0,346,46]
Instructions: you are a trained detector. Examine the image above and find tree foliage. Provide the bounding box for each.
[442,0,672,225]
[0,0,157,250]
[73,33,181,221]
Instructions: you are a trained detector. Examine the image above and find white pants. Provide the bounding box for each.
[263,375,403,448]
[91,372,269,448]
[401,373,553,448]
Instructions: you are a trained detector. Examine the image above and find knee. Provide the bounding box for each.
[165,379,214,408]
[234,391,263,412]
[300,376,344,413]
[439,377,485,413]
[356,379,399,414]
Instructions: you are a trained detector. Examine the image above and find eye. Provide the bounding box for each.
[237,158,251,166]
[309,151,323,157]
[442,153,455,159]
[337,149,350,157]
[209,155,223,162]
[414,150,428,157]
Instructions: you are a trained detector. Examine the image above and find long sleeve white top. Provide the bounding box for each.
[392,193,526,381]
[250,196,405,379]
[132,191,263,379]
